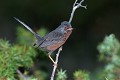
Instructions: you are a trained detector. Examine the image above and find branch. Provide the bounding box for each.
[69,0,87,23]
[50,0,87,80]
[17,70,27,80]
[50,46,62,80]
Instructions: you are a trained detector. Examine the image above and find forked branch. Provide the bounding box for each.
[69,0,87,23]
[17,70,27,80]
[50,0,86,80]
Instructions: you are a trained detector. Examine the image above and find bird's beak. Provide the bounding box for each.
[68,27,73,30]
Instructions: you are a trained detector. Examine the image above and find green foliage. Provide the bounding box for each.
[105,77,109,80]
[16,26,35,45]
[16,26,48,45]
[0,40,14,79]
[105,77,113,80]
[0,26,48,79]
[0,39,37,79]
[3,26,120,80]
[73,70,90,80]
[56,69,67,80]
[37,27,48,37]
[33,70,48,80]
[97,34,120,62]
[97,34,120,80]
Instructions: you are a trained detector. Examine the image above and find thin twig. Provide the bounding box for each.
[50,46,62,80]
[69,0,87,23]
[17,69,27,80]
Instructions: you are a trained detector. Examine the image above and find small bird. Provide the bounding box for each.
[14,17,73,64]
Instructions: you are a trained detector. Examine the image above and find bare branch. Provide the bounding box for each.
[73,0,78,7]
[69,0,87,23]
[17,70,27,80]
[50,46,62,80]
[50,0,87,80]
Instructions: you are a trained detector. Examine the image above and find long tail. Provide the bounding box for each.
[14,17,42,40]
[14,17,36,35]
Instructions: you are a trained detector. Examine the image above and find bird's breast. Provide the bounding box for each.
[47,30,72,51]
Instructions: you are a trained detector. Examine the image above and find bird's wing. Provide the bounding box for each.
[40,31,63,47]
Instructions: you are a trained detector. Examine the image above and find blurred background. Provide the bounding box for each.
[0,0,120,79]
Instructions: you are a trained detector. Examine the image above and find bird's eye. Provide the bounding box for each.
[64,26,69,30]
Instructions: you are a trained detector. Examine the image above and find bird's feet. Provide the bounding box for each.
[48,54,57,66]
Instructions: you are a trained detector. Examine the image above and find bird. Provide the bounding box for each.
[14,17,73,64]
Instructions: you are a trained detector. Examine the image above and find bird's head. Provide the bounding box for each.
[58,21,73,34]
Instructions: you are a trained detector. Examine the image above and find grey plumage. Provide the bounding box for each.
[15,18,73,53]
[39,21,71,49]
[15,18,73,64]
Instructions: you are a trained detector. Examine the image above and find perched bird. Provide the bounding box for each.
[14,17,73,63]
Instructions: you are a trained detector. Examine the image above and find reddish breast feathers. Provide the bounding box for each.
[47,30,72,51]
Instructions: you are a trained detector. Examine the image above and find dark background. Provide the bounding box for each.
[0,0,120,78]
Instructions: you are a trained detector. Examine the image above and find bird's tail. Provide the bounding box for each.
[14,17,42,40]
